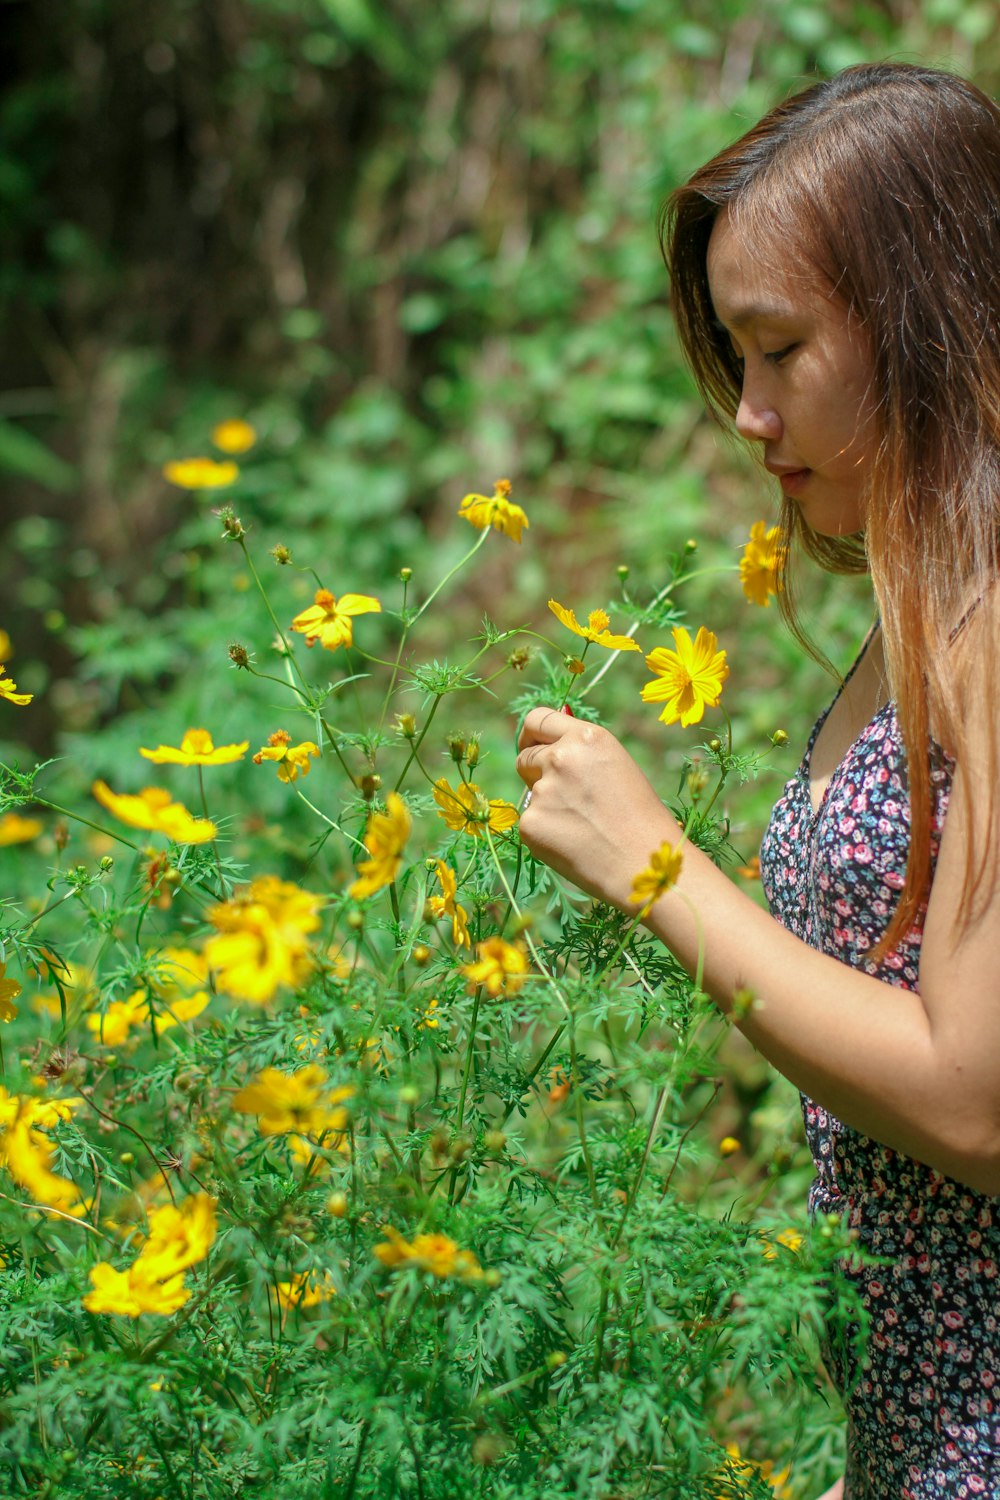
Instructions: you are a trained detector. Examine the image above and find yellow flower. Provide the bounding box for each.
[374,1225,483,1281]
[290,588,382,651]
[547,600,641,652]
[719,1136,741,1157]
[84,1193,216,1317]
[140,728,248,766]
[416,998,440,1030]
[461,937,530,999]
[0,666,32,706]
[162,457,239,489]
[0,964,20,1023]
[83,1261,189,1318]
[204,876,322,1004]
[274,1270,335,1310]
[145,947,211,1032]
[349,793,411,900]
[211,420,257,455]
[427,860,470,947]
[253,730,320,783]
[629,841,684,909]
[762,1227,804,1260]
[0,1088,81,1133]
[142,1192,217,1276]
[717,1442,793,1498]
[0,811,43,846]
[457,478,529,542]
[641,626,729,728]
[92,782,217,844]
[739,520,786,607]
[0,630,11,660]
[3,1119,85,1215]
[86,988,149,1046]
[433,778,518,839]
[233,1064,353,1137]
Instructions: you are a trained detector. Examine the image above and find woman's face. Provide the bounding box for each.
[706,210,878,537]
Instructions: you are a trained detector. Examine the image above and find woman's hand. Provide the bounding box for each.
[515,706,681,909]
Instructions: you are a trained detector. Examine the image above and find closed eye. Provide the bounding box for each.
[765,343,799,366]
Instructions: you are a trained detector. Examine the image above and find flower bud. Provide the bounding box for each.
[270,544,292,565]
[546,1350,567,1368]
[719,1136,740,1158]
[398,1084,420,1106]
[771,728,789,747]
[484,1129,506,1155]
[217,507,245,540]
[447,734,466,763]
[686,762,709,798]
[684,538,698,553]
[395,713,417,739]
[465,737,480,769]
[53,821,70,851]
[359,773,381,800]
[228,642,250,669]
[411,944,431,967]
[399,567,413,583]
[99,856,114,872]
[346,910,364,931]
[119,1151,135,1166]
[616,564,629,580]
[506,647,531,671]
[565,657,586,676]
[482,1268,502,1289]
[707,737,722,754]
[327,1191,348,1218]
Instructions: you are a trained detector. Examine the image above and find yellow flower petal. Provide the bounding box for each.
[211,420,257,455]
[140,729,248,766]
[162,458,239,489]
[92,782,217,843]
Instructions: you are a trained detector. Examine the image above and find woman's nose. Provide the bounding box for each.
[735,389,782,444]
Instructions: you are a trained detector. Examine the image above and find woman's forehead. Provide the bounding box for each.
[707,212,836,328]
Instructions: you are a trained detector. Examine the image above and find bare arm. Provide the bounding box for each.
[516,707,1000,1195]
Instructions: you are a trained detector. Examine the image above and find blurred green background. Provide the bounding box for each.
[3,0,999,814]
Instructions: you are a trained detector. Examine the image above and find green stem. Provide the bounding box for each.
[238,536,311,693]
[410,528,491,626]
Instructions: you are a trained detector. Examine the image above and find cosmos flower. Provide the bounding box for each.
[457,479,529,542]
[547,600,640,652]
[640,626,729,728]
[290,588,382,651]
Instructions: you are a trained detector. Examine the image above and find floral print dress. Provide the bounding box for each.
[759,643,1000,1499]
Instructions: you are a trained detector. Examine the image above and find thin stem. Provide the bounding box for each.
[410,528,491,626]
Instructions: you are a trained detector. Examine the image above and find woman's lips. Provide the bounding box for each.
[773,468,810,497]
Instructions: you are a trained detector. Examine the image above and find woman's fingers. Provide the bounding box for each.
[517,705,577,752]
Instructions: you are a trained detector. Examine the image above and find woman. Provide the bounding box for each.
[516,64,1000,1499]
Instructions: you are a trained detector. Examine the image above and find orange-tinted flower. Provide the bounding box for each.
[629,841,684,909]
[457,479,529,543]
[253,731,320,783]
[739,521,785,607]
[374,1225,483,1281]
[290,588,381,652]
[461,937,530,999]
[547,600,640,652]
[427,860,470,947]
[0,811,43,846]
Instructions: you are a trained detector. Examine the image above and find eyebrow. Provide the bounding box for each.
[712,302,797,331]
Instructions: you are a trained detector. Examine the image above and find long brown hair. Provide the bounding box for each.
[662,62,1000,954]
